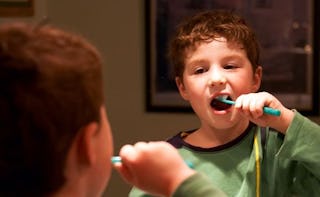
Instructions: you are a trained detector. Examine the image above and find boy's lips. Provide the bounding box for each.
[210,95,232,111]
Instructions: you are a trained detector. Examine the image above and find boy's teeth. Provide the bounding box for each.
[216,95,228,99]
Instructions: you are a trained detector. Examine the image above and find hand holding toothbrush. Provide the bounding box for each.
[223,92,294,133]
[112,141,195,197]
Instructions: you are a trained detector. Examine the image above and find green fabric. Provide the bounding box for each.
[129,173,227,197]
[172,173,227,197]
[261,112,320,196]
[129,111,320,197]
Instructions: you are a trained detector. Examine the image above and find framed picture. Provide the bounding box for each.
[145,0,319,115]
[0,0,34,17]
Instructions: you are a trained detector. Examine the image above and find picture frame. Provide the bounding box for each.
[0,0,34,17]
[145,0,319,115]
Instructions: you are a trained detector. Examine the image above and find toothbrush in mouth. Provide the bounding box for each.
[217,97,281,116]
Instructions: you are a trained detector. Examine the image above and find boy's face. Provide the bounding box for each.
[176,37,262,131]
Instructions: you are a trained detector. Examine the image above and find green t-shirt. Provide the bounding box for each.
[130,111,320,197]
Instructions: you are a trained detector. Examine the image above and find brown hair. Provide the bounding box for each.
[0,22,104,196]
[168,10,260,79]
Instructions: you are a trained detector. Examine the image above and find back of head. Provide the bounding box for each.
[0,22,104,196]
[168,10,260,78]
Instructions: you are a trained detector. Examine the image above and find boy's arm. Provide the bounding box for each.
[269,107,295,133]
[277,111,320,178]
[114,141,227,197]
[113,141,195,196]
[172,172,227,197]
[128,173,227,197]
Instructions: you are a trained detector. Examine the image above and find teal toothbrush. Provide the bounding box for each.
[217,98,281,116]
[111,156,194,169]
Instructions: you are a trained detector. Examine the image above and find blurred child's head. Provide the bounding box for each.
[168,10,260,79]
[0,22,112,196]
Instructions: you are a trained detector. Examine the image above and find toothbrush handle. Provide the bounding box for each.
[263,107,281,116]
[111,156,194,169]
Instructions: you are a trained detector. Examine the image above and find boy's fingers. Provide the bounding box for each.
[119,144,137,163]
[113,162,134,184]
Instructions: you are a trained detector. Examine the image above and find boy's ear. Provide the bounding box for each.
[76,122,99,166]
[175,77,189,101]
[252,66,262,92]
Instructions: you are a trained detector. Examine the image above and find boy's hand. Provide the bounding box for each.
[113,141,195,196]
[234,92,294,133]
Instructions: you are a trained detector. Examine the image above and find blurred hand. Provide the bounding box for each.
[113,141,195,196]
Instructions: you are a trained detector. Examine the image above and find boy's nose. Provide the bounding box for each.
[207,73,227,87]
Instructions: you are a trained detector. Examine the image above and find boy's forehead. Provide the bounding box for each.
[186,37,244,53]
[184,38,249,63]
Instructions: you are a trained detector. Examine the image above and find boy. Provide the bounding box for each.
[0,22,226,197]
[130,10,320,197]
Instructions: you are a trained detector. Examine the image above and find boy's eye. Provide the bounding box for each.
[194,67,206,74]
[224,64,237,69]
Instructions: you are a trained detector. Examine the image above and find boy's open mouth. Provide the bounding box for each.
[210,95,232,111]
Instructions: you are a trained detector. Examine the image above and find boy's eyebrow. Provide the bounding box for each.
[185,59,208,67]
[221,54,245,61]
